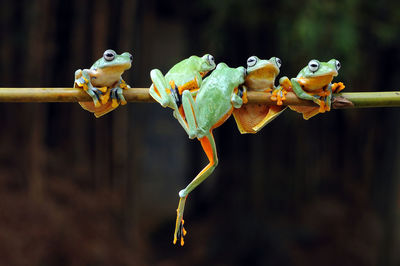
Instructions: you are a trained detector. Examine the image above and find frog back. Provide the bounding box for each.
[196,71,237,132]
[165,58,203,87]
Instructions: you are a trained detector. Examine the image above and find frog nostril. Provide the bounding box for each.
[130,55,133,62]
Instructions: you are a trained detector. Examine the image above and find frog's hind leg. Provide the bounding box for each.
[173,132,218,246]
[150,69,174,108]
[181,90,198,139]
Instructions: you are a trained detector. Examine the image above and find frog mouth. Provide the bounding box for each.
[245,64,279,91]
[311,70,338,78]
[101,62,132,73]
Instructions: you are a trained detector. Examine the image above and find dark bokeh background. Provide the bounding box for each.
[0,0,400,265]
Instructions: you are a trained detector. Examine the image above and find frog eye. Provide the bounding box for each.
[103,49,116,61]
[275,57,282,68]
[335,60,341,71]
[247,56,257,67]
[308,60,320,72]
[207,54,215,66]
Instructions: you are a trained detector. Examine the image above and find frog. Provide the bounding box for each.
[289,59,345,119]
[149,54,216,136]
[74,49,133,117]
[173,63,246,246]
[233,56,287,133]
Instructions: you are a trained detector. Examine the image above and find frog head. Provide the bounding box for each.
[90,49,133,87]
[215,62,246,87]
[297,59,341,90]
[197,54,216,76]
[245,56,281,91]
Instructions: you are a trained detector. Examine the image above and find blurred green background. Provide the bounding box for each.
[0,0,400,265]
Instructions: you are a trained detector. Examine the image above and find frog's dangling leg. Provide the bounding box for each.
[149,69,175,108]
[173,131,218,246]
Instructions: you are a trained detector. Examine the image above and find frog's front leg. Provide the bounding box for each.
[75,69,105,108]
[291,78,325,112]
[173,131,218,246]
[110,78,129,108]
[323,85,333,112]
[149,69,177,109]
[270,76,290,106]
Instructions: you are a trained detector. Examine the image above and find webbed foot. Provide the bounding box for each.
[279,76,292,91]
[110,80,129,108]
[173,195,187,246]
[331,82,345,93]
[99,89,111,104]
[270,88,288,106]
[318,100,326,113]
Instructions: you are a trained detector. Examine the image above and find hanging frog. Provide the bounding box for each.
[74,49,133,117]
[172,63,247,246]
[149,54,216,135]
[288,59,345,119]
[233,56,287,133]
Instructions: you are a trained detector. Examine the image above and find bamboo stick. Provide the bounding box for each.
[0,87,399,108]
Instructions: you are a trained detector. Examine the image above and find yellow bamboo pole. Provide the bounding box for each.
[0,87,399,108]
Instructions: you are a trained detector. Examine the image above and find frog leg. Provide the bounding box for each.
[324,85,333,112]
[271,87,288,106]
[173,131,218,246]
[181,90,199,139]
[231,90,244,109]
[269,77,290,106]
[110,78,129,108]
[291,78,323,111]
[149,69,176,108]
[74,69,104,108]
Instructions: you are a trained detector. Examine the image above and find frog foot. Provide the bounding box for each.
[86,87,104,108]
[98,86,108,93]
[279,76,292,91]
[271,88,287,106]
[174,219,187,246]
[318,100,326,113]
[317,89,330,97]
[331,82,345,93]
[99,89,111,104]
[173,196,187,246]
[75,77,101,108]
[110,83,128,108]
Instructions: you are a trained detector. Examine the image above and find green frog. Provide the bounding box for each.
[74,49,133,117]
[173,63,246,246]
[289,59,345,119]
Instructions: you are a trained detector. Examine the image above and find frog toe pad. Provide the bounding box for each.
[174,219,187,246]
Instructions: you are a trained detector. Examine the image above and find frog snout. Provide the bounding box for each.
[129,54,133,62]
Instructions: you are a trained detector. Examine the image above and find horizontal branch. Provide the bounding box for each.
[0,88,399,108]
